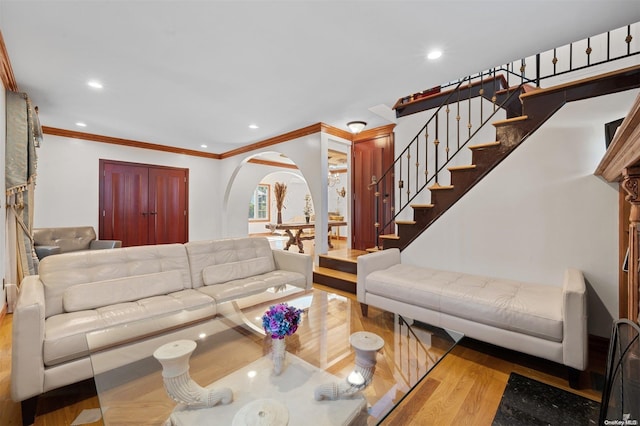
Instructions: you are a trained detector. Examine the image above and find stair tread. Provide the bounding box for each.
[492,115,529,126]
[469,141,500,150]
[428,184,454,190]
[379,234,400,240]
[313,266,356,282]
[448,164,477,171]
[410,203,435,208]
[395,220,416,225]
[318,253,357,264]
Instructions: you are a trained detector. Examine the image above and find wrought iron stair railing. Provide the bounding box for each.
[373,22,640,250]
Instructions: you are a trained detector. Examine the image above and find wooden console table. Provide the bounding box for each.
[266,221,347,253]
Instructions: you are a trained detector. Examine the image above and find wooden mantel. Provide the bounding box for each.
[595,93,640,181]
[595,92,640,322]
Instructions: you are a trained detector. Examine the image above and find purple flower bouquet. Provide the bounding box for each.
[262,303,302,340]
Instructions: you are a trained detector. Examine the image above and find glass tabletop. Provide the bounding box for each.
[86,287,463,425]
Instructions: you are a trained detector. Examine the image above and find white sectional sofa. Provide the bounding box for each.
[357,248,587,386]
[11,237,312,423]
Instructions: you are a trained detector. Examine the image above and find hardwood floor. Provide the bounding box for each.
[0,242,605,425]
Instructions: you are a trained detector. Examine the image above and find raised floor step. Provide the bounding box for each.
[313,266,356,294]
[318,254,357,274]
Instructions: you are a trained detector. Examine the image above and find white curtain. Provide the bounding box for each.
[5,90,41,285]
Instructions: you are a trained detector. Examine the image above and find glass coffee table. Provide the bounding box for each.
[86,287,462,425]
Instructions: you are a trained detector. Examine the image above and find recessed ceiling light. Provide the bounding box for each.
[87,80,103,89]
[200,144,208,148]
[249,124,259,129]
[75,122,87,127]
[427,50,442,60]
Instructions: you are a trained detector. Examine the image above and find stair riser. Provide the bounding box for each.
[397,223,421,240]
[450,168,480,188]
[318,256,357,274]
[313,272,356,294]
[471,147,502,165]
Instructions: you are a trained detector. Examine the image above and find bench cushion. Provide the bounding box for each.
[43,289,215,367]
[366,264,563,342]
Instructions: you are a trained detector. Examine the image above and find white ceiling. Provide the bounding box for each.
[1,1,639,154]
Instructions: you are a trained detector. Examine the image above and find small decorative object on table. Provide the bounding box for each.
[153,340,233,408]
[314,331,384,401]
[303,194,313,224]
[274,182,287,225]
[262,303,303,375]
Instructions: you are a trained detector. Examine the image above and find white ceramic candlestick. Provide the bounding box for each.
[153,340,233,408]
[314,332,384,401]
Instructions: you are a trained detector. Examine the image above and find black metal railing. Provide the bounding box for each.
[373,23,639,248]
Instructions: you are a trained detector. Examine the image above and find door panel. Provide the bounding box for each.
[352,134,394,251]
[149,167,188,244]
[100,160,188,247]
[101,162,149,247]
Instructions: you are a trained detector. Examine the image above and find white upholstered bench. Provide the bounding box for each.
[356,248,588,387]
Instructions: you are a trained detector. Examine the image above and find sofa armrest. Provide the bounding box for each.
[272,250,313,290]
[561,268,588,370]
[89,239,122,250]
[11,276,46,401]
[356,248,401,303]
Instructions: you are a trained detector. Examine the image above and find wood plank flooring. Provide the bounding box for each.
[0,241,605,425]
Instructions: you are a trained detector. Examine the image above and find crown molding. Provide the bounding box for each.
[43,122,396,160]
[247,158,299,169]
[353,123,397,142]
[0,31,18,91]
[42,127,222,159]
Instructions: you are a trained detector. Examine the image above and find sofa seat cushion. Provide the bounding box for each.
[43,289,215,367]
[366,264,563,342]
[197,270,306,303]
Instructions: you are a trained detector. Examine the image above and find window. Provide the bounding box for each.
[249,184,270,221]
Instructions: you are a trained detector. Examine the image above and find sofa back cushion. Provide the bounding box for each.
[63,270,183,312]
[202,256,273,285]
[39,243,191,318]
[185,237,275,288]
[34,226,96,253]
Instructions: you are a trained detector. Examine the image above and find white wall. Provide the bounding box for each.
[246,168,307,235]
[34,135,220,241]
[402,89,639,337]
[220,131,351,259]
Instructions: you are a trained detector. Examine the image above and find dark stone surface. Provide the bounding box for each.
[492,373,600,426]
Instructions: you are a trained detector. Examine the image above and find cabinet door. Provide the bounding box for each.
[101,161,149,247]
[148,167,188,244]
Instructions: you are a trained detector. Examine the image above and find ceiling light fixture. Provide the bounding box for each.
[347,121,367,134]
[87,80,103,89]
[75,122,87,127]
[249,124,259,129]
[427,50,442,60]
[200,144,208,148]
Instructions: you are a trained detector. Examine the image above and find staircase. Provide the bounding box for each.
[380,64,640,251]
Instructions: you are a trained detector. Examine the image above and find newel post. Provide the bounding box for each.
[622,165,640,322]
